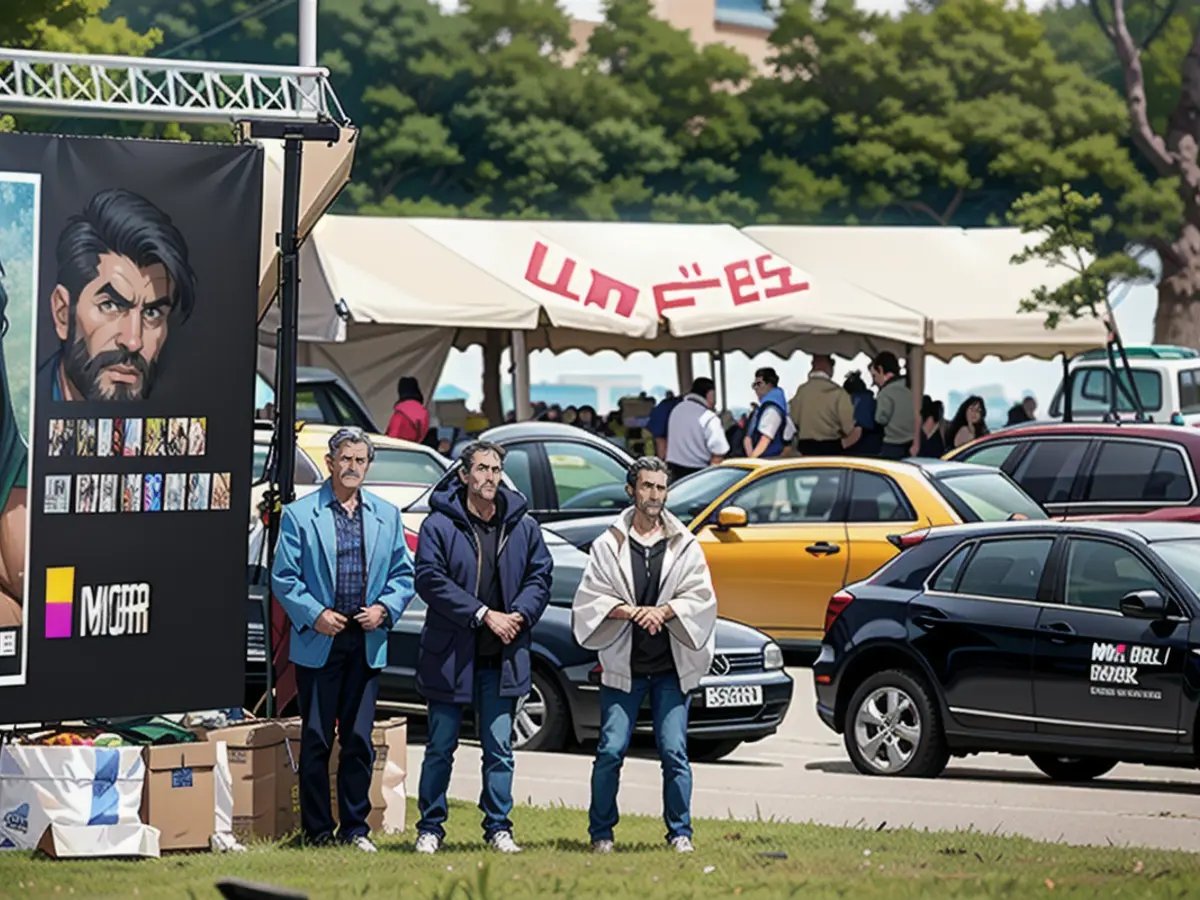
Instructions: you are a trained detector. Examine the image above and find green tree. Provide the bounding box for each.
[1,0,161,133]
[1062,0,1200,345]
[1040,0,1198,136]
[748,0,1143,231]
[1008,183,1153,328]
[580,0,759,223]
[104,0,757,221]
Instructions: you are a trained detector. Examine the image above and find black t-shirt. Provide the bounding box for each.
[630,534,675,677]
[468,499,505,660]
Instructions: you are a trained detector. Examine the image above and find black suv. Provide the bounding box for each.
[815,520,1200,782]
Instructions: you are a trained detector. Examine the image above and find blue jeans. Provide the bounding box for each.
[589,673,692,843]
[417,667,516,841]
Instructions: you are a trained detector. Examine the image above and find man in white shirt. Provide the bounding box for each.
[742,367,794,459]
[665,378,728,482]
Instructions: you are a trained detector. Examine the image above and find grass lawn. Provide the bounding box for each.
[2,798,1199,899]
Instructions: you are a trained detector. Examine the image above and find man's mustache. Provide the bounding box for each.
[64,336,154,400]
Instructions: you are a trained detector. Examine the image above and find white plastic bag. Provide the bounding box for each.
[0,745,145,851]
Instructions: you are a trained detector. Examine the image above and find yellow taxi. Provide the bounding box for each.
[662,457,1045,648]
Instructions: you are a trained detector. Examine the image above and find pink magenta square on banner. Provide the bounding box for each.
[44,603,72,639]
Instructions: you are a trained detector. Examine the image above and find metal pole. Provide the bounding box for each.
[261,134,304,718]
[276,136,302,510]
[299,0,318,66]
[510,330,532,421]
[298,0,318,114]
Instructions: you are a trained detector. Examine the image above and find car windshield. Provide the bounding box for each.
[932,471,1048,522]
[665,467,749,522]
[1151,540,1200,595]
[366,447,446,486]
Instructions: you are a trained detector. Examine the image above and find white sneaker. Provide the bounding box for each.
[592,839,614,854]
[414,832,441,855]
[488,831,522,854]
[351,835,378,853]
[670,835,694,854]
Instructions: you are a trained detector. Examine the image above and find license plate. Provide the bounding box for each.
[704,685,763,708]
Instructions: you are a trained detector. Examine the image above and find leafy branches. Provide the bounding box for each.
[1008,183,1152,328]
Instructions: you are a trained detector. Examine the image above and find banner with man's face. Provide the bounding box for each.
[0,134,261,723]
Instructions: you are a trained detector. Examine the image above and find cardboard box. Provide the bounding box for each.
[37,823,160,859]
[141,743,218,851]
[203,721,299,841]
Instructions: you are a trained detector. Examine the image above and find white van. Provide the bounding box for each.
[1046,345,1200,425]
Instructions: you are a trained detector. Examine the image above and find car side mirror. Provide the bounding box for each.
[1119,590,1168,620]
[716,506,748,531]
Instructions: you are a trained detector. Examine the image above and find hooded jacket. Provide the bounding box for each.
[414,480,553,703]
[571,507,717,694]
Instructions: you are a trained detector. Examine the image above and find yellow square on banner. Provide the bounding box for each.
[45,567,75,605]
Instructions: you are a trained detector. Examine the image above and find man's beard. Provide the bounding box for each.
[62,328,157,401]
[637,499,664,520]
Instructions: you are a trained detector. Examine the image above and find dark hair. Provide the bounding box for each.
[396,376,423,404]
[626,456,669,489]
[755,367,779,387]
[690,377,715,396]
[920,395,941,421]
[578,405,596,417]
[843,371,868,395]
[459,440,506,472]
[949,396,989,441]
[870,351,901,377]
[56,188,196,324]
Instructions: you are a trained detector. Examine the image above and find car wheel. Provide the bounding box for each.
[687,739,742,762]
[512,668,570,752]
[844,669,948,778]
[1029,754,1117,782]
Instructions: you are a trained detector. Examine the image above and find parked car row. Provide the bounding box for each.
[247,525,793,761]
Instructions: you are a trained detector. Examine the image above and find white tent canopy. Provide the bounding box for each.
[743,225,1105,362]
[281,215,927,356]
[258,218,1101,423]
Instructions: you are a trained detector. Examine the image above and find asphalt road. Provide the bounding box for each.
[403,668,1200,851]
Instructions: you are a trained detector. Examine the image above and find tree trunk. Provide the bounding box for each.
[1104,1,1200,345]
[1155,224,1200,344]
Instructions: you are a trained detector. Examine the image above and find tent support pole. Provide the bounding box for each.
[248,119,342,720]
[718,335,728,414]
[906,345,926,453]
[676,352,694,395]
[510,330,531,421]
[482,331,504,426]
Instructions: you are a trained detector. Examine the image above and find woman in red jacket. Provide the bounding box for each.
[386,377,431,443]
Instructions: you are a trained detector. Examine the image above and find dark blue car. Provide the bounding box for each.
[814,520,1200,782]
[249,530,794,762]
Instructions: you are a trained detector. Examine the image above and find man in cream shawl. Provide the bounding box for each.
[572,457,718,854]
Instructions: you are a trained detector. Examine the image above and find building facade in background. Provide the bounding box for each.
[567,0,775,70]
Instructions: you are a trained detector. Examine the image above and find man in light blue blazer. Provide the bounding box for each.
[272,426,414,851]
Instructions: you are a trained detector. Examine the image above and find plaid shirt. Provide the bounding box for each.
[331,496,366,617]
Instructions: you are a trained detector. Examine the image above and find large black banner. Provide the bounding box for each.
[0,134,261,723]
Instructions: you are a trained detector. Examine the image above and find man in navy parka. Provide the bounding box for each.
[412,441,553,854]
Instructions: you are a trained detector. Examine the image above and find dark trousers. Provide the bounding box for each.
[879,441,910,460]
[295,625,381,842]
[668,463,701,483]
[795,438,842,456]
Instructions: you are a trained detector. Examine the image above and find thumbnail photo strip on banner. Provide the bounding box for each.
[0,173,39,687]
